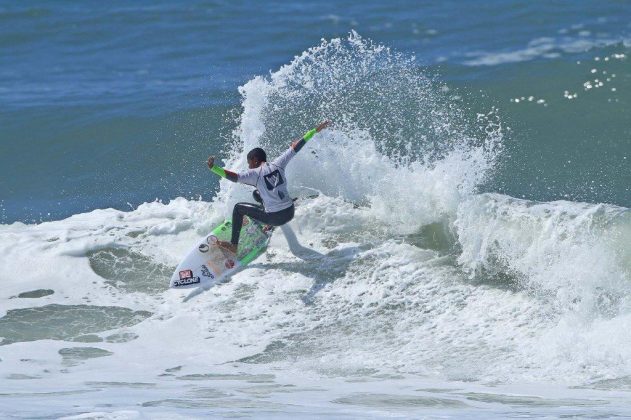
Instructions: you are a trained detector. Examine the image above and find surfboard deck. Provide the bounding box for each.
[170,216,274,289]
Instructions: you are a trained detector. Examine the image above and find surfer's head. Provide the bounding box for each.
[247,147,267,168]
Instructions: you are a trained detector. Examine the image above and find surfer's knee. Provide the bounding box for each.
[233,202,249,216]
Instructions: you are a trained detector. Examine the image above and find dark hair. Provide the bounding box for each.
[247,147,267,162]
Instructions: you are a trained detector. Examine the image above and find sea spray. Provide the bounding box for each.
[217,32,504,232]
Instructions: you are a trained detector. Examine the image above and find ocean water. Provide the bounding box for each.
[1,1,630,418]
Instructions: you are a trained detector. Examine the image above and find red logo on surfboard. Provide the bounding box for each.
[225,259,235,269]
[179,269,193,280]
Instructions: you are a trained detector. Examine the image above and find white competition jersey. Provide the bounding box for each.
[237,147,296,213]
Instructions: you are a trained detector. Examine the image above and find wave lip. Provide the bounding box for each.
[455,193,631,381]
[456,193,630,295]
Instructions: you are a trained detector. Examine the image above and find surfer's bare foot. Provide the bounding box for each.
[217,240,237,254]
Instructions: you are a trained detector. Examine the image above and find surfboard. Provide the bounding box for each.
[170,216,273,289]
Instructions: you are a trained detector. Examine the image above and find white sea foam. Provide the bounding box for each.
[2,188,630,417]
[456,194,631,381]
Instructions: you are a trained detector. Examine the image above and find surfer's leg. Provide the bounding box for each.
[231,202,267,245]
[250,204,295,232]
[265,204,295,227]
[220,204,295,254]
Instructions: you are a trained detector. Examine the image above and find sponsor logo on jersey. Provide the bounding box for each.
[264,169,284,190]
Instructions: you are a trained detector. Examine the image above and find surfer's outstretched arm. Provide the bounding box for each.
[207,157,238,182]
[208,120,330,180]
[291,120,331,153]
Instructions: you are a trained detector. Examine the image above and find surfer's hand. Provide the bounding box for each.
[316,120,331,132]
[207,156,215,169]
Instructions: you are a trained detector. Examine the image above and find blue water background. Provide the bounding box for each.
[1,1,630,223]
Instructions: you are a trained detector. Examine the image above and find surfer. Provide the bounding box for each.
[207,120,331,254]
